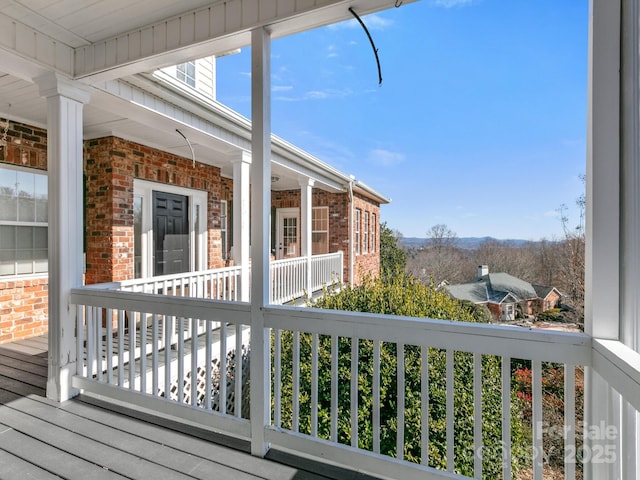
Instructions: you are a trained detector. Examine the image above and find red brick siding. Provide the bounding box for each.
[0,278,49,343]
[487,303,502,321]
[84,136,225,284]
[352,193,381,285]
[0,119,48,344]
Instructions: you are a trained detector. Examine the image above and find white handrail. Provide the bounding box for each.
[71,284,604,480]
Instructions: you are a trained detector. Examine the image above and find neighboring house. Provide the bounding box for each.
[444,265,562,322]
[0,56,387,345]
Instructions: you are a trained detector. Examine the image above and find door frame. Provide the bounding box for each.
[275,207,299,260]
[134,179,207,278]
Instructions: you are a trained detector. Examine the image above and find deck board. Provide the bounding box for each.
[0,341,369,480]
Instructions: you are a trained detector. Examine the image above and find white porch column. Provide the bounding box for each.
[299,178,315,296]
[249,27,271,457]
[232,151,252,302]
[585,2,622,479]
[36,73,91,402]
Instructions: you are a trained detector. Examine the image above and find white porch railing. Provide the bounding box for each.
[68,286,640,480]
[269,251,343,304]
[101,251,343,306]
[114,266,243,301]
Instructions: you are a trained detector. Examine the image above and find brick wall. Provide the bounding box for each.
[0,119,48,344]
[270,189,381,285]
[0,278,48,343]
[84,136,225,284]
[352,193,381,285]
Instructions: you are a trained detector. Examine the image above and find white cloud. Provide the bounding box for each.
[430,0,479,8]
[544,210,560,218]
[275,88,353,102]
[328,14,394,31]
[272,85,293,92]
[369,148,405,167]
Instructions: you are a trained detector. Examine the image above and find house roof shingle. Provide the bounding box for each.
[444,271,557,305]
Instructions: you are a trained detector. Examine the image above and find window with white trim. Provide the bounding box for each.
[0,165,47,277]
[371,213,376,253]
[312,206,329,255]
[355,208,361,255]
[363,211,369,253]
[177,61,196,88]
[221,200,228,260]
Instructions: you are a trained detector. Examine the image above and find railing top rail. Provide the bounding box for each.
[114,265,244,288]
[264,305,592,365]
[70,287,251,323]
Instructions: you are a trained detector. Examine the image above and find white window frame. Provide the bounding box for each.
[355,208,361,256]
[221,199,228,261]
[312,206,329,255]
[176,61,196,88]
[363,211,369,254]
[134,179,207,278]
[0,164,48,279]
[371,213,376,253]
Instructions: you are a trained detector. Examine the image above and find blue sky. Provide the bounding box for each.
[216,0,589,240]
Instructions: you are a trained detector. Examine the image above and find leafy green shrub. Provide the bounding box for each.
[536,308,563,323]
[275,273,528,478]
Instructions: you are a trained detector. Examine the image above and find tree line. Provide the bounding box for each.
[381,216,585,324]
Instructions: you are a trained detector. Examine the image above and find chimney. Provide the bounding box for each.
[478,265,489,279]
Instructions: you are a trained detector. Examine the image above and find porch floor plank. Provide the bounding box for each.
[0,351,49,376]
[0,345,48,366]
[0,343,371,480]
[0,447,64,480]
[0,423,128,479]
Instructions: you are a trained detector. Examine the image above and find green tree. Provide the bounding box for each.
[279,274,528,478]
[379,222,406,280]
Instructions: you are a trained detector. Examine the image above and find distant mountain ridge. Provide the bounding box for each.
[399,236,533,250]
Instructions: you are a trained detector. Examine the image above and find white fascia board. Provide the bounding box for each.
[353,179,391,204]
[92,77,249,152]
[73,0,417,83]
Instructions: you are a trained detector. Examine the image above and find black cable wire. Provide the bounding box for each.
[348,7,383,85]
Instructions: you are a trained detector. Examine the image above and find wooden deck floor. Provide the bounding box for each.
[0,337,376,480]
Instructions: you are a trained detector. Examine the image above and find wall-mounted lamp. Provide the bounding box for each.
[271,175,280,183]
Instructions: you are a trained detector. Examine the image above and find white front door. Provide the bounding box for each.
[275,208,299,259]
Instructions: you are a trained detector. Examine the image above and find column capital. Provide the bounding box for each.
[230,150,252,165]
[35,72,92,104]
[299,177,315,188]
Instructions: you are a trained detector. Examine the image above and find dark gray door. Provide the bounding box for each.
[153,191,189,276]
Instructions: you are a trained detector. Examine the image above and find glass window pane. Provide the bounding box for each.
[134,196,142,278]
[17,226,34,249]
[33,250,47,273]
[0,251,15,275]
[34,226,47,248]
[0,225,16,249]
[0,167,48,277]
[0,168,16,195]
[16,249,33,274]
[36,197,48,222]
[35,174,48,222]
[18,196,35,222]
[0,194,17,221]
